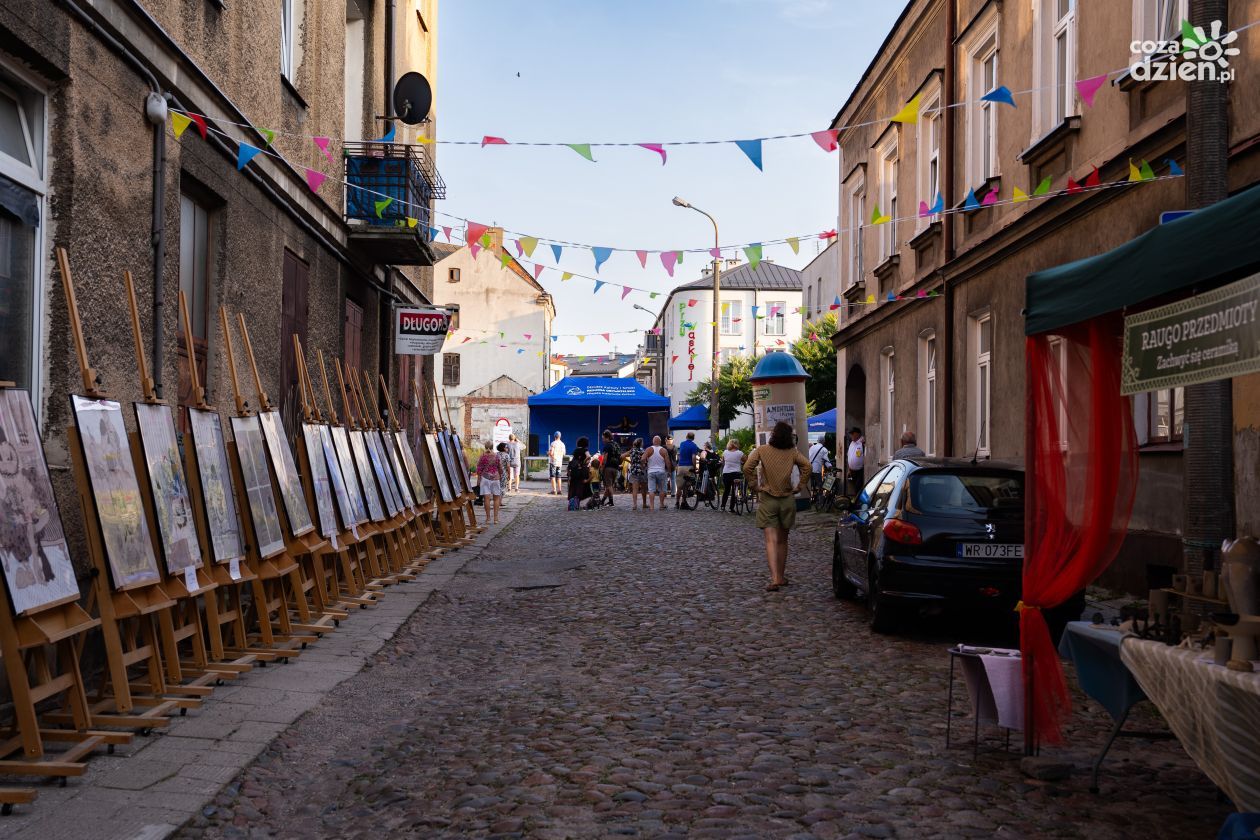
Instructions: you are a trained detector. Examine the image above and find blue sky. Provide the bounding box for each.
[436,1,905,355]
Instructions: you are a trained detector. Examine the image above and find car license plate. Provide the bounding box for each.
[957,543,1024,559]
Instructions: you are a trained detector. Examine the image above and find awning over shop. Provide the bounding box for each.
[1025,183,1260,335]
[527,377,670,455]
[668,403,710,430]
[808,408,836,433]
[527,377,670,408]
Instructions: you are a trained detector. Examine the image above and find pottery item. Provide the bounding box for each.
[1221,537,1260,617]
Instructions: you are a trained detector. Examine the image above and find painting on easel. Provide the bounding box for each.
[258,411,314,537]
[0,390,80,614]
[300,424,339,540]
[383,434,416,507]
[186,408,245,564]
[134,402,202,573]
[424,433,456,503]
[452,433,474,488]
[365,432,402,515]
[70,395,161,588]
[330,426,369,525]
[439,431,471,495]
[348,430,388,521]
[230,415,286,558]
[394,431,429,506]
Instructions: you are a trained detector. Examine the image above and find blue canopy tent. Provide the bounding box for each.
[808,408,837,433]
[528,377,670,455]
[668,403,710,431]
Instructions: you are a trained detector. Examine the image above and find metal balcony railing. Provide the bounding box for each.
[344,141,446,234]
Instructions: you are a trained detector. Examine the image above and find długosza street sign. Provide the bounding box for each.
[394,306,452,355]
[1121,273,1260,395]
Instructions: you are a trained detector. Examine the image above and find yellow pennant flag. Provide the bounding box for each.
[1013,186,1029,202]
[577,335,585,343]
[416,136,434,144]
[787,237,800,254]
[721,302,730,313]
[407,217,418,228]
[890,94,922,125]
[561,272,573,281]
[871,205,891,225]
[1128,159,1143,183]
[171,112,192,138]
[865,294,875,304]
[520,236,539,258]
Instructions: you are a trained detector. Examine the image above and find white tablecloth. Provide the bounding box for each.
[1120,638,1260,812]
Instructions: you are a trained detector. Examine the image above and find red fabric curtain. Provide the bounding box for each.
[1023,317,1138,743]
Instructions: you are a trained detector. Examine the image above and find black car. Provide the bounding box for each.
[832,457,1025,633]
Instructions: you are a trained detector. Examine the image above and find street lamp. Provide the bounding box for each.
[672,196,721,443]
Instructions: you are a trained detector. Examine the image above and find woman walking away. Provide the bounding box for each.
[642,435,673,511]
[476,446,505,524]
[627,438,647,510]
[506,433,522,492]
[720,439,745,512]
[567,437,592,511]
[744,421,811,591]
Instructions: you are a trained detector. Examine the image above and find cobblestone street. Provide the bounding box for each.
[182,486,1227,839]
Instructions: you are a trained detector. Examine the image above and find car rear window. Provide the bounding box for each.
[908,471,1024,517]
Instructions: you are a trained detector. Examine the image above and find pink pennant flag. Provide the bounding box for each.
[638,143,667,165]
[810,129,839,152]
[981,187,998,206]
[601,333,611,342]
[469,243,482,260]
[775,339,785,346]
[533,263,545,280]
[524,333,533,340]
[661,251,678,277]
[187,113,208,140]
[466,221,489,245]
[442,226,452,241]
[819,229,837,240]
[305,168,326,192]
[621,286,633,300]
[687,299,698,307]
[1076,74,1107,108]
[651,327,662,335]
[461,336,472,344]
[481,135,508,147]
[809,332,819,341]
[636,250,648,268]
[918,200,930,217]
[916,290,928,298]
[514,239,524,256]
[671,355,679,364]
[709,247,722,259]
[313,136,334,163]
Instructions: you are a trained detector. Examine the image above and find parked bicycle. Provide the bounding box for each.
[813,473,841,513]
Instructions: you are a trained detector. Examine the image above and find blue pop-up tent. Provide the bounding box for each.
[808,408,837,433]
[528,377,670,455]
[668,403,710,430]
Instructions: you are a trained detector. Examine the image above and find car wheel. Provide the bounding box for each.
[831,536,856,600]
[867,560,897,634]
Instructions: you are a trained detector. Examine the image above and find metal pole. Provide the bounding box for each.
[710,223,721,444]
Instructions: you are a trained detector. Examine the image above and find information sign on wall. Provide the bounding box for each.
[1121,273,1260,395]
[394,306,452,355]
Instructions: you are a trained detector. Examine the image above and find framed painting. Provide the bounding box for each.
[230,415,286,559]
[186,408,245,565]
[258,411,314,538]
[348,430,387,522]
[439,431,471,495]
[70,395,161,589]
[330,425,370,526]
[412,431,440,499]
[315,425,355,532]
[0,390,81,614]
[363,432,401,517]
[394,431,429,506]
[300,424,339,541]
[424,432,456,503]
[382,433,415,509]
[368,430,406,511]
[134,402,202,573]
[450,432,475,494]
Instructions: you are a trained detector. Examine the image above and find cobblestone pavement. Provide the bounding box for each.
[182,485,1228,839]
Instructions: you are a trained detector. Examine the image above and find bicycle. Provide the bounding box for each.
[676,468,699,510]
[813,474,840,513]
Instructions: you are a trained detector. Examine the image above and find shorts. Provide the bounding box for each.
[647,471,668,494]
[481,479,503,497]
[602,467,618,486]
[549,464,562,479]
[675,465,692,484]
[629,472,646,487]
[756,492,797,530]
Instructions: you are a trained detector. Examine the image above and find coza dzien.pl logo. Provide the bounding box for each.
[1130,19,1239,83]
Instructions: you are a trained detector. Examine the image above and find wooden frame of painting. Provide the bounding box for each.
[229,415,286,559]
[133,402,203,575]
[258,410,315,539]
[439,430,472,495]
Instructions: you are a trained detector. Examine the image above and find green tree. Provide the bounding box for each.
[687,354,757,429]
[791,313,838,412]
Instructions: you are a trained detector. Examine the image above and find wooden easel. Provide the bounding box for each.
[346,368,414,581]
[378,374,443,563]
[443,385,484,534]
[122,272,239,697]
[420,376,472,545]
[218,307,313,657]
[432,378,479,536]
[54,247,190,729]
[358,369,429,569]
[0,378,125,788]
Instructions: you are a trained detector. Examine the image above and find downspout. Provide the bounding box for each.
[940,0,957,456]
[60,0,167,397]
[381,0,396,390]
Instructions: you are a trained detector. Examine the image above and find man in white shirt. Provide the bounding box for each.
[807,438,832,495]
[845,428,865,497]
[547,432,567,495]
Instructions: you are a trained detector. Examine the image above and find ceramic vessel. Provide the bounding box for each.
[1221,537,1260,617]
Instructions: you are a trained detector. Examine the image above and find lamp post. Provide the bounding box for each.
[672,196,721,444]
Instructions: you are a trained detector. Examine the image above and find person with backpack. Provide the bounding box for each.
[642,435,673,511]
[599,431,622,508]
[627,438,647,510]
[567,437,591,510]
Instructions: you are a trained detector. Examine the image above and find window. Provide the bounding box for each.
[280,249,309,434]
[177,190,215,430]
[1034,0,1077,137]
[971,312,992,456]
[1147,387,1184,444]
[764,301,786,336]
[447,267,460,283]
[876,137,898,262]
[1134,0,1188,58]
[881,348,895,461]
[962,9,1001,186]
[344,298,363,373]
[917,87,942,231]
[0,67,46,397]
[1052,0,1076,126]
[446,304,460,331]
[442,353,461,387]
[280,0,296,79]
[919,331,937,456]
[846,179,865,288]
[720,299,743,334]
[805,287,812,319]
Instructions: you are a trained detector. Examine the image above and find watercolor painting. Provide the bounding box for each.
[301,424,339,540]
[135,402,202,573]
[394,431,429,506]
[230,415,286,558]
[382,433,415,509]
[349,430,387,522]
[330,425,369,526]
[451,432,475,494]
[71,395,161,588]
[424,432,455,503]
[258,411,314,538]
[316,425,356,531]
[440,431,471,495]
[364,432,401,517]
[413,431,441,500]
[187,408,245,564]
[0,390,81,614]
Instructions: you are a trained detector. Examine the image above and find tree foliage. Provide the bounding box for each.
[686,354,756,429]
[791,313,838,412]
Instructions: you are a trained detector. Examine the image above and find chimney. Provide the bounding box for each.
[486,226,505,254]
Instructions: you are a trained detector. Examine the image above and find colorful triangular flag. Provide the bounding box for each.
[661,251,678,277]
[466,221,488,245]
[1129,159,1143,183]
[621,286,633,300]
[963,189,980,211]
[257,127,276,145]
[871,205,891,224]
[980,86,1016,107]
[519,236,538,257]
[636,250,648,268]
[499,251,512,268]
[187,113,207,139]
[638,143,667,165]
[1139,160,1156,180]
[533,263,544,280]
[562,272,573,281]
[1076,74,1107,108]
[313,136,334,162]
[481,135,507,147]
[1067,176,1082,195]
[1013,186,1028,202]
[890,94,922,125]
[829,296,841,311]
[236,143,263,170]
[744,244,763,270]
[566,143,595,162]
[981,187,999,206]
[593,280,606,294]
[171,112,192,138]
[810,129,839,152]
[374,123,396,143]
[592,247,612,272]
[1084,166,1100,188]
[786,237,800,254]
[1167,159,1184,176]
[374,197,393,218]
[305,168,326,192]
[1034,177,1052,196]
[734,139,763,171]
[442,226,452,241]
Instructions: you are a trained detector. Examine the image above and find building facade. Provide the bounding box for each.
[0,0,444,576]
[827,0,1260,591]
[801,241,840,322]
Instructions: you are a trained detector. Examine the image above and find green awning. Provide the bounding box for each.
[1025,182,1260,335]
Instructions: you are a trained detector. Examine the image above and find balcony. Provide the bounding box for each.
[344,141,447,266]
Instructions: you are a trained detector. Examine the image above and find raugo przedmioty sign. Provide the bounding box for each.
[394,306,452,355]
[1121,273,1260,395]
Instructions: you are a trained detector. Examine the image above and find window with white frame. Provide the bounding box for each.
[0,66,47,397]
[917,87,942,231]
[1033,0,1077,138]
[846,179,865,287]
[764,301,786,336]
[805,287,812,319]
[962,9,1001,186]
[970,312,993,456]
[919,331,937,456]
[1147,387,1184,443]
[281,0,296,79]
[882,348,896,460]
[876,137,898,262]
[720,299,743,334]
[1133,0,1188,61]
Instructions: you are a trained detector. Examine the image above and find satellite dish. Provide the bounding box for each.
[392,72,432,125]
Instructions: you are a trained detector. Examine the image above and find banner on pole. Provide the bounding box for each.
[394,306,452,355]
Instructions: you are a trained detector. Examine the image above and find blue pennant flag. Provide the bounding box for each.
[551,243,563,262]
[592,247,612,273]
[887,292,897,301]
[963,189,980,211]
[550,335,558,341]
[929,193,944,214]
[373,122,396,143]
[593,280,606,294]
[428,227,439,241]
[734,139,763,171]
[1166,159,1184,176]
[980,86,1016,107]
[237,143,263,170]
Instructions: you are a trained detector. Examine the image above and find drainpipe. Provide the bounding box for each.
[1182,0,1234,578]
[940,0,957,456]
[60,0,168,397]
[384,0,395,115]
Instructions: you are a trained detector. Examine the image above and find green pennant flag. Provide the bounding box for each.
[566,143,595,162]
[500,251,511,268]
[1034,177,1052,196]
[258,127,276,145]
[480,233,492,247]
[374,197,393,218]
[744,244,763,270]
[1139,160,1156,180]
